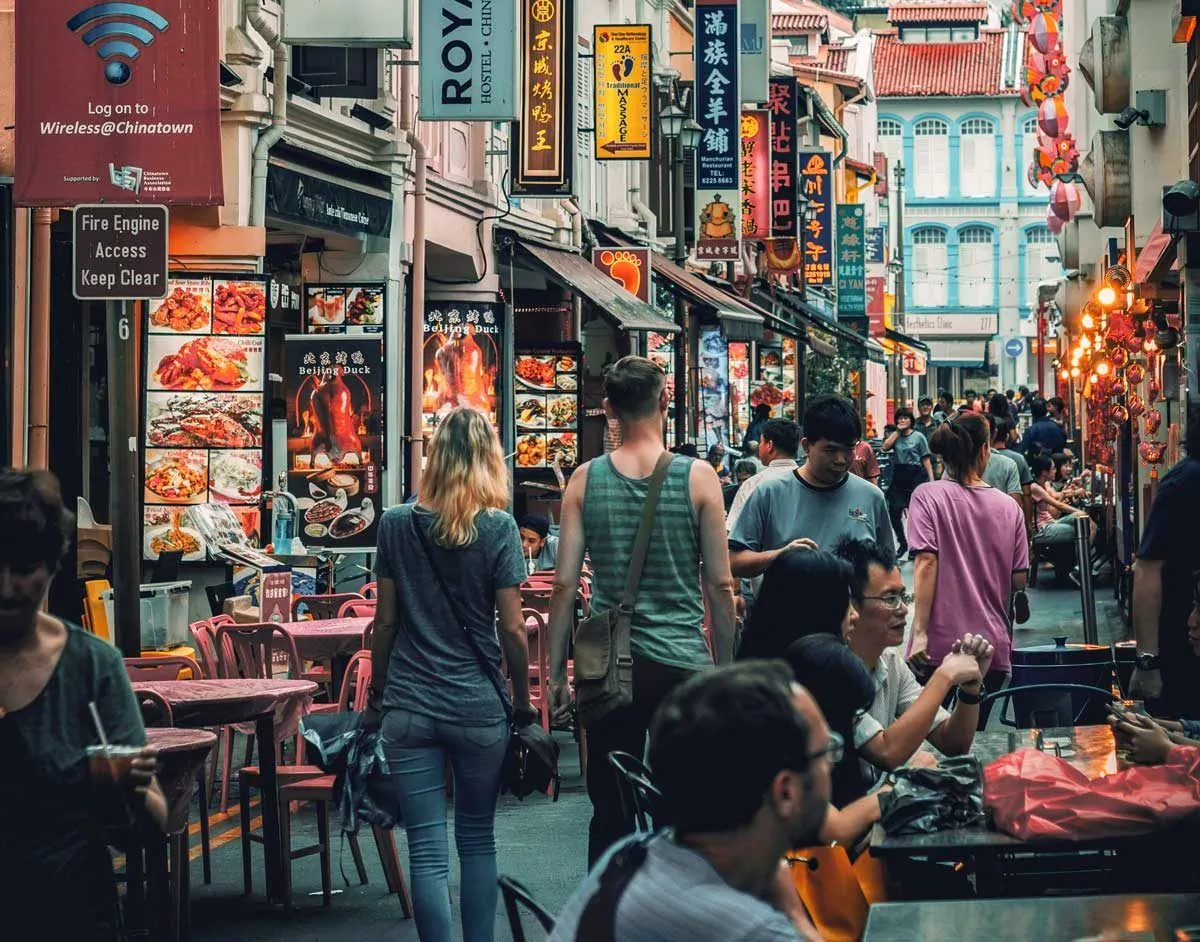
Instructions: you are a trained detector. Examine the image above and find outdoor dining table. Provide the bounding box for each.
[864,892,1200,941]
[129,678,316,905]
[280,616,372,696]
[869,725,1194,896]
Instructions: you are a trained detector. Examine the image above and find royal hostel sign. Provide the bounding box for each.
[15,0,222,206]
[511,0,573,195]
[593,26,652,161]
[694,0,740,261]
[739,111,770,242]
[798,149,833,288]
[419,0,518,120]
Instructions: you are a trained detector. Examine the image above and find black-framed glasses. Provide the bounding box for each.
[861,592,913,611]
[808,730,845,765]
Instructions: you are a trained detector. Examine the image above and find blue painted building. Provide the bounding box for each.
[872,4,1056,393]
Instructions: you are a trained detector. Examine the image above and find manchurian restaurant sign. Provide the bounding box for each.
[15,0,223,206]
[511,0,573,195]
[694,0,741,261]
[419,0,518,121]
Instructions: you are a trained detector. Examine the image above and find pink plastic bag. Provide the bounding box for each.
[984,745,1200,841]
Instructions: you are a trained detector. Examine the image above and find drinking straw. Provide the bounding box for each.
[88,700,116,779]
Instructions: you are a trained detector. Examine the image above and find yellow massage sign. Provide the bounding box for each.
[593,25,652,161]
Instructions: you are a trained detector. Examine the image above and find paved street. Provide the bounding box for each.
[189,576,1127,941]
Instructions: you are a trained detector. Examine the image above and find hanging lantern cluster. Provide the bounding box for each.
[1064,267,1166,474]
[1015,0,1078,220]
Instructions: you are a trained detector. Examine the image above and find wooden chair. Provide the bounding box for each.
[124,656,202,683]
[240,651,412,914]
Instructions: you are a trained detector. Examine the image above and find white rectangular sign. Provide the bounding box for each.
[739,0,770,104]
[419,0,519,121]
[904,313,998,336]
[283,0,413,46]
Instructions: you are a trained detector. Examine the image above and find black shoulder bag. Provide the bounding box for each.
[411,514,560,801]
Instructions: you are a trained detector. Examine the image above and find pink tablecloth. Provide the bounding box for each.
[131,678,317,741]
[145,727,218,755]
[144,727,217,834]
[281,617,372,661]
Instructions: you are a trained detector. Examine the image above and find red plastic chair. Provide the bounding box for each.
[189,620,220,680]
[360,582,378,599]
[124,655,203,682]
[291,593,366,621]
[336,598,377,620]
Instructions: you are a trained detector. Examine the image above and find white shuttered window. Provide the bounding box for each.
[911,228,948,307]
[913,119,949,198]
[1020,115,1040,196]
[1026,226,1060,308]
[960,118,996,198]
[958,226,994,307]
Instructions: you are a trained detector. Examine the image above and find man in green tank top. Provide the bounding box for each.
[548,356,737,865]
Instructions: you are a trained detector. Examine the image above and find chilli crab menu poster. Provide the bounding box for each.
[283,336,385,551]
[141,274,268,562]
[513,345,582,474]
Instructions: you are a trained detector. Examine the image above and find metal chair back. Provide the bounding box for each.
[979,682,1121,729]
[607,750,663,834]
[498,876,555,942]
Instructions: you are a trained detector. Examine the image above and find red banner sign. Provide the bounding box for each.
[592,248,651,302]
[866,275,886,338]
[15,0,223,206]
[740,111,770,242]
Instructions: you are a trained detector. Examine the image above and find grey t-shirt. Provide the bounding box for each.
[891,429,931,467]
[549,833,805,941]
[729,469,895,558]
[941,453,1021,495]
[375,504,527,725]
[994,447,1033,486]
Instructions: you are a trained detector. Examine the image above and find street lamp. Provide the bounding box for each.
[680,117,703,152]
[659,103,686,142]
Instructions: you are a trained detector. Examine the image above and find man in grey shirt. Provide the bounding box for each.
[549,663,830,941]
[730,396,894,578]
[989,416,1033,533]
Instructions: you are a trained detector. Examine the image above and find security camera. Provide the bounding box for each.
[1114,107,1149,130]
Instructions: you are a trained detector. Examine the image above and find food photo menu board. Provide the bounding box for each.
[283,335,385,551]
[751,337,798,421]
[514,344,581,473]
[305,283,386,334]
[141,275,268,562]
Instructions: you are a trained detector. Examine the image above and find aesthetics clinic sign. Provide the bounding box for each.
[419,0,518,121]
[15,0,223,206]
[511,0,573,195]
[694,0,741,261]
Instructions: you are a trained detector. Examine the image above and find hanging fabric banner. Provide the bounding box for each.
[739,0,771,104]
[694,0,740,261]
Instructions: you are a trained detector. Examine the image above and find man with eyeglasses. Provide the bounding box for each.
[836,538,992,783]
[729,396,893,580]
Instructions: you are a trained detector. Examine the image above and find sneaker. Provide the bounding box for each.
[1013,590,1030,624]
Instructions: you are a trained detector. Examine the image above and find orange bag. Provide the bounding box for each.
[984,745,1200,841]
[789,846,868,942]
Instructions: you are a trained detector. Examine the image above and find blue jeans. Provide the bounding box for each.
[382,709,508,942]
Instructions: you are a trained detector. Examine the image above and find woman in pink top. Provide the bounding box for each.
[906,412,1029,728]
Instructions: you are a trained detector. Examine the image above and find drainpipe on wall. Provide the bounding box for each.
[26,207,52,469]
[246,0,288,240]
[400,61,428,496]
[560,199,584,342]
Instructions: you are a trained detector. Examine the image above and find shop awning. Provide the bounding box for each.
[517,241,679,334]
[655,262,765,341]
[884,328,930,353]
[925,338,990,368]
[1133,222,1177,285]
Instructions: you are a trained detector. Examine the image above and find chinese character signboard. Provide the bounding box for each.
[695,0,740,261]
[594,25,652,160]
[592,248,652,302]
[797,150,832,287]
[283,335,386,550]
[740,111,770,242]
[739,0,770,104]
[866,275,886,338]
[866,226,885,264]
[768,78,798,239]
[16,0,223,206]
[422,302,503,436]
[512,0,573,195]
[837,205,866,330]
[420,0,519,120]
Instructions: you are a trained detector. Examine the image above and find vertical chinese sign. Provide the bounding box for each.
[837,204,866,333]
[866,276,886,339]
[695,0,740,261]
[769,78,798,239]
[797,150,833,288]
[594,26,652,161]
[512,0,573,195]
[739,111,770,243]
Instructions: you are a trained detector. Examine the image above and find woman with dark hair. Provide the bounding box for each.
[881,407,934,558]
[736,549,857,660]
[907,413,1029,727]
[0,468,166,939]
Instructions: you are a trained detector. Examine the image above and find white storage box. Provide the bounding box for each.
[101,581,193,651]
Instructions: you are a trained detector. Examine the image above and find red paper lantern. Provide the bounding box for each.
[1126,363,1146,385]
[1144,409,1162,434]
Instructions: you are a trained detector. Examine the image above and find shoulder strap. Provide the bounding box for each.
[618,452,675,614]
[574,834,654,942]
[410,512,513,723]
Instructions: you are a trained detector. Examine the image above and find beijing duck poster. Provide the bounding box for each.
[283,336,385,550]
[421,302,504,437]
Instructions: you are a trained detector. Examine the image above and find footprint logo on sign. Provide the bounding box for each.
[68,1,169,86]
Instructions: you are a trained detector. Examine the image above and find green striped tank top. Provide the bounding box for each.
[582,454,711,671]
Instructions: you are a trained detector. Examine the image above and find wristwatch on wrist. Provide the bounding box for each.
[1135,652,1161,671]
[956,686,983,706]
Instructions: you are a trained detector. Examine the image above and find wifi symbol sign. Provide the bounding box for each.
[67,3,169,86]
